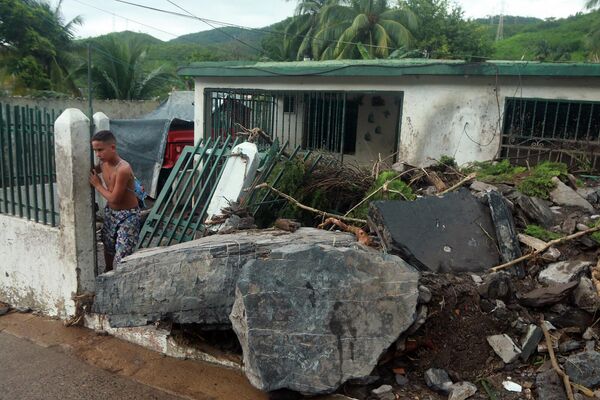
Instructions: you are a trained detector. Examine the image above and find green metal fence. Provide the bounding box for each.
[0,103,59,226]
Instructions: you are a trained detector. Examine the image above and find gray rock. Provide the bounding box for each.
[583,327,597,341]
[395,374,409,386]
[586,341,596,352]
[536,370,567,400]
[418,285,433,304]
[514,194,556,228]
[550,177,595,212]
[538,261,592,285]
[487,334,522,363]
[229,244,419,395]
[0,304,9,316]
[424,368,453,393]
[372,385,393,396]
[368,190,501,273]
[521,325,543,361]
[487,191,523,276]
[542,247,561,262]
[559,340,583,353]
[518,281,579,308]
[577,223,590,232]
[478,272,514,301]
[564,351,600,388]
[406,305,427,335]
[93,228,356,328]
[574,277,600,313]
[448,382,477,400]
[471,181,498,193]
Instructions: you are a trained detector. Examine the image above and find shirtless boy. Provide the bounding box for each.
[89,130,141,271]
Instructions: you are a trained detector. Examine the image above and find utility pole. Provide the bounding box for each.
[87,43,98,278]
[496,0,505,41]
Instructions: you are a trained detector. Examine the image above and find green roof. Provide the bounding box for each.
[178,59,600,78]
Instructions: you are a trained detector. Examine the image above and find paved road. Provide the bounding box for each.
[0,332,183,400]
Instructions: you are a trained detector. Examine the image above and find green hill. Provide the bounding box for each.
[475,15,544,40]
[81,30,164,46]
[491,11,598,61]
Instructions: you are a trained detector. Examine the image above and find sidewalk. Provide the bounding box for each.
[0,312,267,400]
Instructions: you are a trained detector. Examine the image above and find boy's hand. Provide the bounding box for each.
[89,170,101,188]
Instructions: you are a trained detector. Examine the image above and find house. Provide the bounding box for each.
[179,59,600,168]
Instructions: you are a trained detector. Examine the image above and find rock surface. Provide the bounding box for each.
[536,370,567,400]
[448,382,477,400]
[538,261,592,285]
[93,228,356,328]
[520,325,543,361]
[229,244,419,395]
[487,191,523,275]
[487,334,521,363]
[368,190,500,273]
[513,194,556,228]
[550,177,595,212]
[424,368,453,393]
[573,277,600,313]
[518,281,579,308]
[564,351,600,388]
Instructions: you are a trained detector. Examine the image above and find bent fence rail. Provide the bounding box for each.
[0,103,59,226]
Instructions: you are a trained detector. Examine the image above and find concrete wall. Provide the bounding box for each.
[0,96,160,119]
[0,109,96,318]
[194,75,600,166]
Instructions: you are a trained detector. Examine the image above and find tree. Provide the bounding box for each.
[87,37,174,100]
[404,0,492,59]
[586,0,600,60]
[283,0,335,60]
[0,0,82,95]
[312,0,417,59]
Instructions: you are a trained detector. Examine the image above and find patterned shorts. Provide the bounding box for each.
[102,206,141,265]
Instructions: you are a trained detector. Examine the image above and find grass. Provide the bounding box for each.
[524,225,563,242]
[466,159,527,183]
[351,170,416,219]
[517,162,568,199]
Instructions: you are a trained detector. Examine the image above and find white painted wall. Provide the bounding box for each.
[0,109,96,318]
[194,75,600,166]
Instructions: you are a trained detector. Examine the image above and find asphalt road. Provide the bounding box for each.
[0,332,183,400]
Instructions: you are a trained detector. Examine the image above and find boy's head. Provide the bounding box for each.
[91,130,117,162]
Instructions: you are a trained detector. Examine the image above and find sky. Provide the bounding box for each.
[59,0,592,42]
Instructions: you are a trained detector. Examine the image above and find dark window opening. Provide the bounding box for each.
[283,95,296,113]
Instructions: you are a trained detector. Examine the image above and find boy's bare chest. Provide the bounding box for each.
[101,166,117,189]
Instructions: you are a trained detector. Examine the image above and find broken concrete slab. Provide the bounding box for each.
[550,177,595,212]
[368,189,500,273]
[487,334,521,363]
[520,325,543,362]
[93,228,356,328]
[518,281,579,308]
[538,260,592,285]
[564,351,600,388]
[229,244,419,395]
[513,194,556,228]
[487,191,523,276]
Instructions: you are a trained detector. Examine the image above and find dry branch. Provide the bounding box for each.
[318,217,371,246]
[254,183,367,225]
[491,225,600,272]
[438,173,477,195]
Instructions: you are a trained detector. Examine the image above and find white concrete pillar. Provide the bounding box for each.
[93,112,110,132]
[54,109,96,298]
[194,79,207,144]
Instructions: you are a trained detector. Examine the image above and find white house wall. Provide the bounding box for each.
[274,96,304,149]
[194,75,600,166]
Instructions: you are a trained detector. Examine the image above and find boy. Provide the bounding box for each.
[89,130,141,271]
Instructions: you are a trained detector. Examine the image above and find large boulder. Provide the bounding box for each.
[93,228,356,328]
[230,244,419,395]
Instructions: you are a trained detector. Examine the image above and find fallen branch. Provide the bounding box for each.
[254,183,367,225]
[540,319,594,399]
[318,217,371,246]
[438,173,477,196]
[491,224,600,272]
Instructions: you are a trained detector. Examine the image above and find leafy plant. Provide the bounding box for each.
[524,225,563,242]
[517,162,568,199]
[351,170,415,219]
[467,160,527,183]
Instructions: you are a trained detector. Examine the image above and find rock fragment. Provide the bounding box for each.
[550,177,595,212]
[573,277,600,313]
[487,334,522,363]
[520,325,543,361]
[564,351,600,388]
[518,281,579,308]
[538,261,592,285]
[536,370,567,400]
[424,368,453,393]
[448,382,477,400]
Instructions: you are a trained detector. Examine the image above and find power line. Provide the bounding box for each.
[163,0,275,60]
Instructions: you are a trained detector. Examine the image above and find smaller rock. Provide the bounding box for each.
[502,381,522,392]
[583,327,597,341]
[521,325,543,361]
[487,334,522,363]
[550,177,595,212]
[514,194,556,228]
[560,215,577,235]
[538,261,592,285]
[559,340,583,353]
[470,274,483,284]
[448,382,477,400]
[395,374,408,386]
[418,285,433,304]
[542,248,561,262]
[585,341,595,352]
[424,368,453,393]
[372,385,393,396]
[471,181,498,193]
[577,223,590,232]
[16,307,31,313]
[0,304,9,316]
[478,272,513,301]
[536,370,567,400]
[573,277,600,313]
[519,281,579,307]
[564,351,600,388]
[546,304,593,328]
[406,305,428,335]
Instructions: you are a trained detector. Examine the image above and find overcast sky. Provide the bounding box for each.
[59,0,592,41]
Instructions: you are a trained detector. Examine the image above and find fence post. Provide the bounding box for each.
[93,112,109,132]
[54,109,96,297]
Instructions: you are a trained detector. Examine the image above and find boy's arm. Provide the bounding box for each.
[90,167,130,203]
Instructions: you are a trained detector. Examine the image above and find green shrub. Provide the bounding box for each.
[351,170,415,219]
[517,162,568,199]
[524,225,563,242]
[468,160,527,183]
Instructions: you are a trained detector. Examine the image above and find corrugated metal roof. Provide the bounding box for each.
[178,59,600,78]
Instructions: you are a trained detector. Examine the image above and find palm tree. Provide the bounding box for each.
[312,0,417,59]
[587,0,599,8]
[284,0,336,60]
[88,37,173,100]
